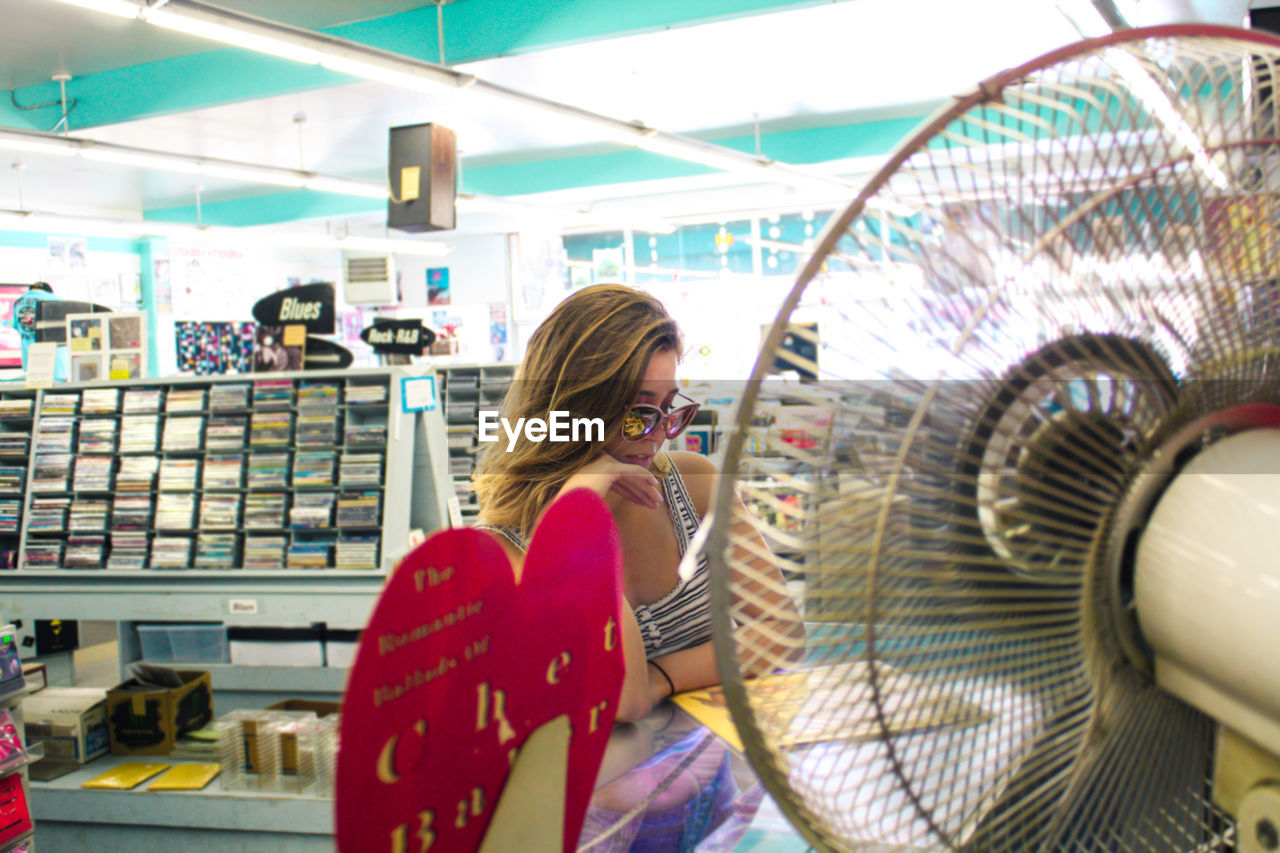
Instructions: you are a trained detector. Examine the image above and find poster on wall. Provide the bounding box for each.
[170,245,252,320]
[0,285,29,369]
[489,303,508,362]
[47,237,88,273]
[427,267,450,305]
[174,321,256,375]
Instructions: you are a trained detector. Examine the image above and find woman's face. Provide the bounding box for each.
[604,348,678,470]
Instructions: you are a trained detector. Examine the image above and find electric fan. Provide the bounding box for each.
[702,23,1280,852]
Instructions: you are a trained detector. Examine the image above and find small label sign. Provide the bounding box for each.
[360,320,436,355]
[227,598,259,615]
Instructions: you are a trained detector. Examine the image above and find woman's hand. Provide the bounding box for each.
[559,453,664,510]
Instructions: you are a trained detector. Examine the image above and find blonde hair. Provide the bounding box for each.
[473,284,683,538]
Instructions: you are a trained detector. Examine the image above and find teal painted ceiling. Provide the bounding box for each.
[0,0,1091,229]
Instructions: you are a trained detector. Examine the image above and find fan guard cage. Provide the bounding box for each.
[705,24,1280,852]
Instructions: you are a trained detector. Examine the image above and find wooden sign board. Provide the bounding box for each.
[336,489,625,852]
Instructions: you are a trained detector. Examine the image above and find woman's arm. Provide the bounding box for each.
[672,452,807,675]
[551,456,664,722]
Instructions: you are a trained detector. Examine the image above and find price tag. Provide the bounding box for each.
[401,376,438,412]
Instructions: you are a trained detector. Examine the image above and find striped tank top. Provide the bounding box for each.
[478,459,712,659]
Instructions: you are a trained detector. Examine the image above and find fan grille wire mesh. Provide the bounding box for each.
[705,25,1280,852]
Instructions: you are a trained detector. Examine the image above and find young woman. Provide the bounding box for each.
[473,284,803,723]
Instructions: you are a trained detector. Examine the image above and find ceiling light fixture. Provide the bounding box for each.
[44,0,854,191]
[0,206,452,255]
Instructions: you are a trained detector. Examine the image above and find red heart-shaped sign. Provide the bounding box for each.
[336,488,626,852]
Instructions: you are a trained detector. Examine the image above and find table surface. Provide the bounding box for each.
[584,700,812,852]
[28,699,813,852]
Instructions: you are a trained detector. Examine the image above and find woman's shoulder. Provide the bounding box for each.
[665,451,718,518]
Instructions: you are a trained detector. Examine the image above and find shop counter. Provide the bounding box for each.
[30,700,807,852]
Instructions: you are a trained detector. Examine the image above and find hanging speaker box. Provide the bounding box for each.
[387,122,457,233]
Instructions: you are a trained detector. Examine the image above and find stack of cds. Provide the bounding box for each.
[162,415,205,451]
[120,415,160,453]
[345,383,387,405]
[28,497,70,532]
[0,398,33,419]
[107,534,149,569]
[289,492,334,528]
[293,451,335,487]
[81,388,121,415]
[286,537,331,569]
[0,464,25,495]
[122,388,163,414]
[252,380,293,409]
[23,539,62,569]
[203,455,244,490]
[336,535,379,570]
[64,536,106,568]
[78,418,118,454]
[199,493,241,529]
[194,533,238,569]
[297,382,340,409]
[206,415,248,450]
[250,411,292,446]
[244,535,286,568]
[32,454,71,492]
[155,492,196,529]
[35,417,75,454]
[165,387,206,413]
[0,499,20,533]
[111,494,153,530]
[339,453,383,487]
[0,432,30,455]
[210,383,250,412]
[245,492,287,528]
[40,393,79,416]
[117,456,159,491]
[158,458,200,492]
[337,492,380,528]
[150,536,191,568]
[296,411,340,446]
[248,453,290,489]
[344,422,387,448]
[72,456,114,492]
[69,498,109,531]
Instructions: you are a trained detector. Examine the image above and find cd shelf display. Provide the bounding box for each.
[3,367,450,575]
[436,363,515,524]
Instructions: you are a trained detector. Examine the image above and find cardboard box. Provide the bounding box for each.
[105,670,213,756]
[20,663,46,693]
[22,687,109,764]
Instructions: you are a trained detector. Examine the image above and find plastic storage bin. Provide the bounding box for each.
[136,623,229,663]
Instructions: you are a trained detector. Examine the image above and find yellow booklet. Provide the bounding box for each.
[81,762,170,790]
[147,763,221,791]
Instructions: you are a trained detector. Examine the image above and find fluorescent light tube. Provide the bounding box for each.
[0,135,77,158]
[634,134,771,174]
[320,56,457,95]
[81,147,203,173]
[202,163,305,188]
[304,177,389,199]
[146,9,323,64]
[45,0,139,19]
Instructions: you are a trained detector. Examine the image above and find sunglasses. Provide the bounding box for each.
[621,392,701,441]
